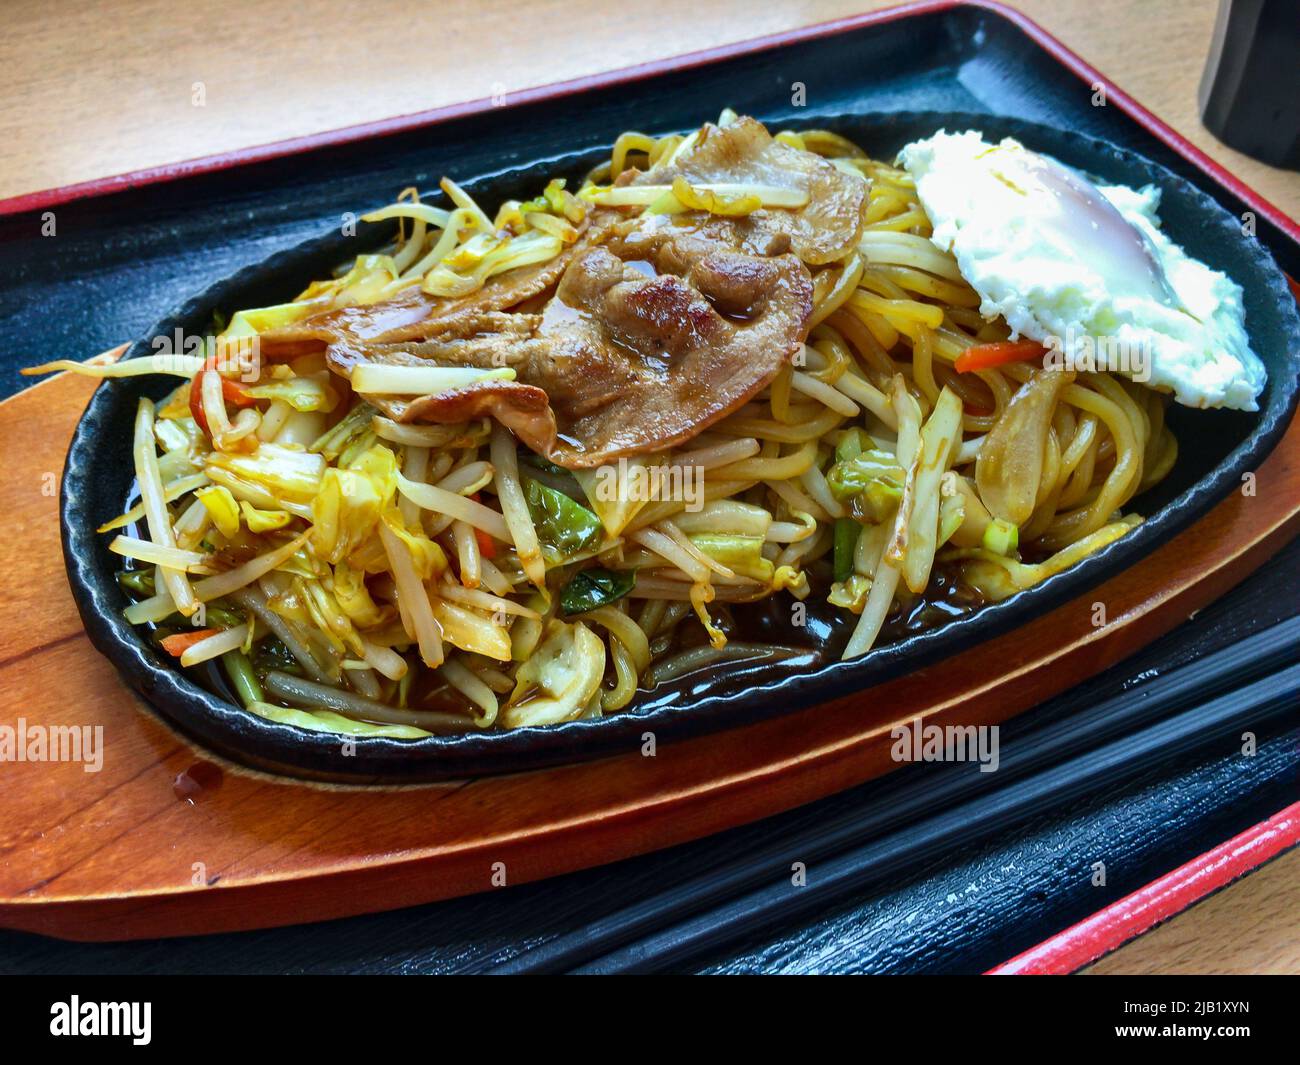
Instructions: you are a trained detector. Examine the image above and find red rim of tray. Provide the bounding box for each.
[988,801,1300,974]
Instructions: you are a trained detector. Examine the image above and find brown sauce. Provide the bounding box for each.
[636,563,986,705]
[173,760,224,803]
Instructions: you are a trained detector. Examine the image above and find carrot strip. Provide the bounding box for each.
[474,526,497,559]
[954,340,1047,374]
[188,354,256,434]
[469,494,497,558]
[159,628,222,656]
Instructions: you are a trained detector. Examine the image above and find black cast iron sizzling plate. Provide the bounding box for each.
[60,112,1300,782]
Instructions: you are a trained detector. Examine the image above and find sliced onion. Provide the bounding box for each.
[360,202,452,228]
[109,535,209,572]
[379,523,444,668]
[194,530,312,603]
[133,399,196,616]
[23,354,206,379]
[977,371,1073,525]
[439,658,497,727]
[584,184,809,208]
[179,624,249,667]
[231,586,332,683]
[350,364,514,395]
[396,472,512,542]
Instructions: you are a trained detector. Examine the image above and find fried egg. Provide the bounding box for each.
[898,131,1266,411]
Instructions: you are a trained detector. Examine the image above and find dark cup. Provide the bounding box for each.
[1199,0,1300,170]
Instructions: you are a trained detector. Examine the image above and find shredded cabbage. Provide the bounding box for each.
[196,485,241,538]
[309,444,396,564]
[501,621,605,727]
[688,534,773,583]
[245,375,340,413]
[206,443,326,505]
[350,364,514,396]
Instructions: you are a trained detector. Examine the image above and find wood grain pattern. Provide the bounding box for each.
[1084,846,1300,975]
[0,368,1295,941]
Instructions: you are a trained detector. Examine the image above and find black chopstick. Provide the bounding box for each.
[575,660,1300,973]
[486,615,1300,974]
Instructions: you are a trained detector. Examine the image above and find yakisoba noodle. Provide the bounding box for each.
[30,112,1175,736]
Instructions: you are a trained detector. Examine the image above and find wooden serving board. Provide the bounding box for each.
[1,370,1297,942]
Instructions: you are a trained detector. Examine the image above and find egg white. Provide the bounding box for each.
[898,131,1266,412]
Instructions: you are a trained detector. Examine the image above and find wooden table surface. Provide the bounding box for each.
[1,0,1296,973]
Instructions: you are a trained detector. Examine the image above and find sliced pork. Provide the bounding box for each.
[630,116,867,265]
[334,242,813,467]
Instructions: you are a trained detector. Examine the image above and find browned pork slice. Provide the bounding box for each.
[394,381,558,457]
[605,210,796,269]
[335,243,813,468]
[537,245,813,466]
[287,117,856,463]
[325,312,538,378]
[258,252,578,361]
[629,116,867,265]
